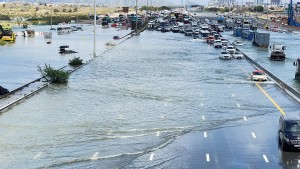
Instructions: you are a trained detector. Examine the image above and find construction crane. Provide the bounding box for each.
[288,0,300,26]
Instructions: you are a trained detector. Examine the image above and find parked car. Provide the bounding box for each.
[250,69,268,81]
[232,51,244,59]
[279,114,300,151]
[219,51,233,60]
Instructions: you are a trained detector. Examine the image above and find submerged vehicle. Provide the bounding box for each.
[219,51,233,60]
[293,58,300,79]
[59,45,78,54]
[0,25,16,42]
[214,39,222,48]
[250,69,268,81]
[270,44,286,61]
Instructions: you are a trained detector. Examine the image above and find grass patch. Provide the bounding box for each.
[69,56,83,66]
[38,64,70,83]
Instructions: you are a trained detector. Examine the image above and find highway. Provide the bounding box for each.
[1,23,300,168]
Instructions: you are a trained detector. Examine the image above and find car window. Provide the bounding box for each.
[286,122,300,132]
[253,71,264,75]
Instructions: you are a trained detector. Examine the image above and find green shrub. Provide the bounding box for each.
[69,57,83,66]
[38,64,70,83]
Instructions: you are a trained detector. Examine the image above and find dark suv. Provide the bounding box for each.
[278,114,300,151]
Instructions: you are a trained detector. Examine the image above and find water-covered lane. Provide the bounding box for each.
[223,30,300,91]
[1,28,300,168]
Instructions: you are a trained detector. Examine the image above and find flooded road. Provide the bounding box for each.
[1,25,300,168]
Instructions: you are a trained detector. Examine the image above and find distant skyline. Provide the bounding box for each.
[2,0,299,6]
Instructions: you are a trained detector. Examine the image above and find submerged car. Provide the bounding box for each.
[214,39,222,48]
[223,45,236,54]
[219,51,233,60]
[279,114,300,151]
[232,51,244,59]
[250,69,268,81]
[232,40,244,46]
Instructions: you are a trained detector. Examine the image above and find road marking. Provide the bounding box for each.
[228,86,231,88]
[156,131,160,136]
[161,115,165,119]
[201,103,204,107]
[33,152,43,159]
[149,153,154,161]
[244,116,247,121]
[204,132,207,138]
[237,103,240,107]
[231,93,235,97]
[252,132,256,139]
[206,154,210,162]
[202,116,206,120]
[255,83,286,115]
[91,152,99,160]
[263,155,269,163]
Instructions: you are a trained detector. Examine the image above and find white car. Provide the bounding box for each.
[214,39,222,48]
[224,45,236,54]
[232,40,244,46]
[251,70,268,81]
[221,39,228,46]
[219,51,233,60]
[232,51,244,59]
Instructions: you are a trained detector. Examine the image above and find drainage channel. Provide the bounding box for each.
[0,30,137,113]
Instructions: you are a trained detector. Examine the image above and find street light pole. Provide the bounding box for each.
[93,0,96,57]
[135,0,138,34]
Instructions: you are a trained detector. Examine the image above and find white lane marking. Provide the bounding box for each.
[231,93,235,97]
[201,103,204,107]
[149,153,154,161]
[243,116,247,121]
[33,152,43,159]
[237,103,240,108]
[263,155,269,163]
[156,131,160,137]
[228,86,231,88]
[161,115,165,119]
[91,152,99,160]
[202,116,206,120]
[206,153,210,162]
[252,132,256,139]
[204,132,207,138]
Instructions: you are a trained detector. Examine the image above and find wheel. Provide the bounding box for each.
[281,140,289,151]
[295,73,299,80]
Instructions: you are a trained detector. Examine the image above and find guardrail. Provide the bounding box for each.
[236,47,300,103]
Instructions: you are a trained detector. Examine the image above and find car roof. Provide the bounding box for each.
[253,69,264,73]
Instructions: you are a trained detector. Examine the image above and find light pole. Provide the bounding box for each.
[93,0,96,57]
[134,0,138,34]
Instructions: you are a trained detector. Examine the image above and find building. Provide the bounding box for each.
[271,0,281,5]
[257,0,264,5]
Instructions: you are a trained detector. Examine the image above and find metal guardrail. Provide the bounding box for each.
[236,47,300,103]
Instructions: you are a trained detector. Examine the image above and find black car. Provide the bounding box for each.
[278,114,300,151]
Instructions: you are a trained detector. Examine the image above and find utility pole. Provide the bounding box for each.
[93,0,96,57]
[135,0,138,35]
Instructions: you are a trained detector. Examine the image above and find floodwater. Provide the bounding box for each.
[222,29,300,90]
[1,24,300,168]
